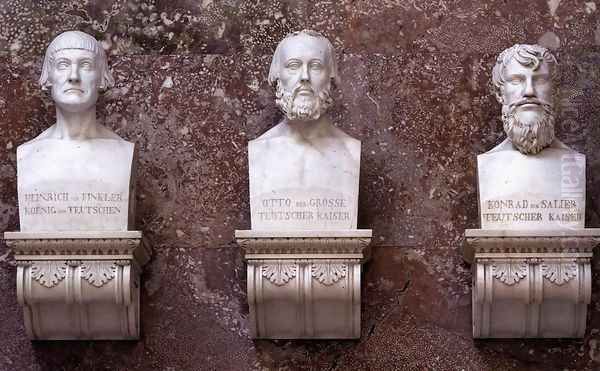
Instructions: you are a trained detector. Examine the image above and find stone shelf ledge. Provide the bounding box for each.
[235,229,372,258]
[4,230,143,239]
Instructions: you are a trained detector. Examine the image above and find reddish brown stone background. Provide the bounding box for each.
[2,0,600,370]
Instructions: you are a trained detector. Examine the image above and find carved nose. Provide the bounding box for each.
[524,79,535,97]
[68,66,80,83]
[300,65,309,82]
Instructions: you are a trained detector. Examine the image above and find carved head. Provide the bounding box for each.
[39,31,114,113]
[268,30,340,121]
[491,44,558,154]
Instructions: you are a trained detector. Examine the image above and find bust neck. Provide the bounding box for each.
[52,106,99,140]
[283,115,333,141]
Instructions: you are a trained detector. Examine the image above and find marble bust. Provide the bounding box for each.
[248,30,360,230]
[237,31,371,339]
[477,44,585,230]
[17,31,134,231]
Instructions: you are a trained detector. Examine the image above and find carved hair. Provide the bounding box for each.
[39,31,114,90]
[491,44,557,103]
[268,29,340,86]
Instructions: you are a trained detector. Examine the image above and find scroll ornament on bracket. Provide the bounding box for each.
[30,261,68,288]
[540,261,578,285]
[261,261,298,286]
[29,260,126,289]
[491,261,528,286]
[311,261,348,286]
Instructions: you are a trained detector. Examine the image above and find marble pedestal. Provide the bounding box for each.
[464,229,600,338]
[3,231,149,340]
[235,230,371,339]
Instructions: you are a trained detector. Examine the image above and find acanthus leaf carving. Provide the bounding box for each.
[80,261,117,287]
[261,261,297,286]
[30,261,67,288]
[541,261,578,285]
[311,261,348,286]
[491,261,528,285]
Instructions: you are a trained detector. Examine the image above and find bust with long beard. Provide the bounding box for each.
[247,30,361,230]
[476,44,585,230]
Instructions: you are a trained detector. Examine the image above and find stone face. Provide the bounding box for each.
[17,138,134,231]
[478,139,585,230]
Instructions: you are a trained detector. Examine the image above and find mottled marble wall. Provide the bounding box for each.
[1,0,600,369]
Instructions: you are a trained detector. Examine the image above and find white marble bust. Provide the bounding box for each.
[17,31,134,231]
[477,44,585,230]
[248,30,361,230]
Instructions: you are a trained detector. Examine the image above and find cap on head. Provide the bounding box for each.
[268,29,340,87]
[39,30,114,90]
[491,44,557,103]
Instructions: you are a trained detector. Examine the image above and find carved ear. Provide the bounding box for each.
[41,82,52,91]
[494,86,504,104]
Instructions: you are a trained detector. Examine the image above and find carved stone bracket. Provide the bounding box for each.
[464,229,599,338]
[3,232,150,340]
[235,230,371,339]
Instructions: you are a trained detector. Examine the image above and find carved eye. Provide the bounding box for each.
[508,76,524,85]
[286,61,301,70]
[56,60,70,70]
[309,62,323,71]
[80,61,93,69]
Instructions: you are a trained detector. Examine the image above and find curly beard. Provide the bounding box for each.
[502,101,555,155]
[275,80,333,121]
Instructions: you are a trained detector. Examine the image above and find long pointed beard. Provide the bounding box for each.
[502,103,555,155]
[275,80,332,121]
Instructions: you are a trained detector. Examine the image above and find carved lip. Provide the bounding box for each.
[515,100,542,108]
[296,88,314,96]
[64,88,84,93]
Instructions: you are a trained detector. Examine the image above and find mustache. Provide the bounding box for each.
[292,83,315,95]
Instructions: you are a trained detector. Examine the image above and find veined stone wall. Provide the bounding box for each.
[1,0,600,369]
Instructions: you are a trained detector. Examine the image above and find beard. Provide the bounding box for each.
[275,80,333,121]
[502,100,555,155]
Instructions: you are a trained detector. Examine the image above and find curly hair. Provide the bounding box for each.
[491,44,557,103]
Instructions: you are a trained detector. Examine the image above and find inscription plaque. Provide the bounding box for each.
[478,142,585,230]
[18,139,133,231]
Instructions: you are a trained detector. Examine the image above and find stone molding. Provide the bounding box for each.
[4,232,149,340]
[465,229,598,338]
[236,231,371,339]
